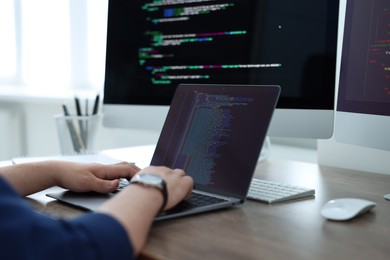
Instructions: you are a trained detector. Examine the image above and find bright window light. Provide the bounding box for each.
[0,0,17,78]
[0,0,108,92]
[21,0,71,89]
[87,0,108,91]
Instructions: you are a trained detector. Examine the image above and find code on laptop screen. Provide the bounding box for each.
[151,84,279,198]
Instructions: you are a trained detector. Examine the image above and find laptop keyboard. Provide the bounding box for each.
[171,192,226,210]
[157,192,226,215]
[115,178,130,192]
[114,179,227,212]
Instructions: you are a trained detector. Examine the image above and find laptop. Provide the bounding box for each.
[47,84,280,221]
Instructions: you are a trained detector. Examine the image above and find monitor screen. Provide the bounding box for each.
[103,0,340,138]
[335,0,390,151]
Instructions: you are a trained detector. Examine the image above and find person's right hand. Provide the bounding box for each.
[135,166,193,211]
[97,165,193,254]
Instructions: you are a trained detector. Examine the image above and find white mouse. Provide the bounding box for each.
[321,198,376,221]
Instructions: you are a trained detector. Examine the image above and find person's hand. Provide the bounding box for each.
[97,165,193,254]
[55,161,141,194]
[135,166,193,211]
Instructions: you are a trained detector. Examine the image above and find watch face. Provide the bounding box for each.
[137,174,163,185]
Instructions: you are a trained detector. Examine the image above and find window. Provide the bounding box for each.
[0,0,108,92]
[0,0,17,80]
[86,0,108,89]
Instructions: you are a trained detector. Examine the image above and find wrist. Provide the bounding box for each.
[130,185,164,214]
[129,174,168,213]
[42,161,68,187]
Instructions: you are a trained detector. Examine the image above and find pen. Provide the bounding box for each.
[83,98,90,148]
[92,94,100,115]
[62,103,85,153]
[62,103,71,116]
[75,97,82,116]
[74,96,86,144]
[85,98,89,116]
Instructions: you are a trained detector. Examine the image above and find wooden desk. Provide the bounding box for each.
[28,158,390,260]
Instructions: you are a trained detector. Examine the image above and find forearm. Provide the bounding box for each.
[0,161,141,196]
[97,184,163,255]
[0,161,61,196]
[0,177,134,259]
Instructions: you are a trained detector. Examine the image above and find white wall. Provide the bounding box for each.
[318,138,390,175]
[0,92,160,160]
[0,104,24,159]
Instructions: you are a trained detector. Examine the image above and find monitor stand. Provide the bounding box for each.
[258,136,271,163]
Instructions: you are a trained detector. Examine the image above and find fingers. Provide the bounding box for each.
[182,175,194,199]
[164,172,193,210]
[115,161,141,171]
[114,162,141,173]
[73,162,139,193]
[88,178,120,193]
[94,162,141,180]
[172,168,185,176]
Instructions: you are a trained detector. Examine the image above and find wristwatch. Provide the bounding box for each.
[129,174,168,213]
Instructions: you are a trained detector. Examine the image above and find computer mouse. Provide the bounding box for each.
[320,198,376,221]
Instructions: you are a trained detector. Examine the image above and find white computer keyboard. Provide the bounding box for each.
[247,178,315,203]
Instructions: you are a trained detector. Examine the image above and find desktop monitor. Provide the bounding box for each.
[335,0,390,151]
[103,0,340,139]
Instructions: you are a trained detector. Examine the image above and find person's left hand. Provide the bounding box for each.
[55,161,140,193]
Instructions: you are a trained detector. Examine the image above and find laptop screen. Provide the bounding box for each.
[151,84,280,199]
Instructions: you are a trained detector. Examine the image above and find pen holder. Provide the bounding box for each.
[54,114,101,155]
